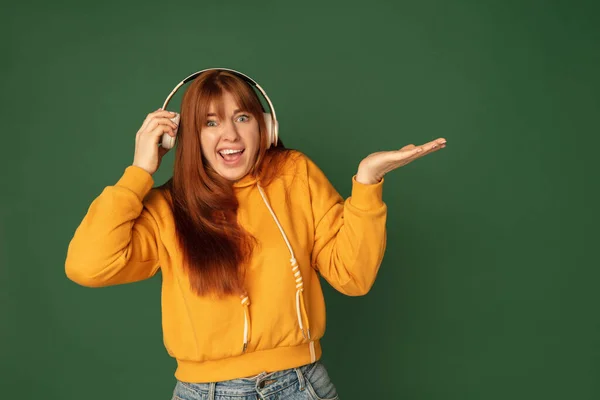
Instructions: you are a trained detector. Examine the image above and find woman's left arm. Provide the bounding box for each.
[310,138,446,296]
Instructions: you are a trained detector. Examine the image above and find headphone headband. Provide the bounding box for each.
[161,68,279,149]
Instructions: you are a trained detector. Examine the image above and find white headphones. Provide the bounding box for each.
[160,68,279,150]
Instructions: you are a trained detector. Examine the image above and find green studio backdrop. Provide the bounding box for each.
[1,0,599,399]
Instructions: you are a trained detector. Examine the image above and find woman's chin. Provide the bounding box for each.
[214,165,250,182]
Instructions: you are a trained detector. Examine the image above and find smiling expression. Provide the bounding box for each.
[200,91,261,182]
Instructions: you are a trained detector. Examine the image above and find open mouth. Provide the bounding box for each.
[219,149,245,163]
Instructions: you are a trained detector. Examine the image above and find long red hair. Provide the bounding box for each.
[158,70,290,297]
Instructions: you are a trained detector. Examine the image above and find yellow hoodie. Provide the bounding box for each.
[65,150,387,383]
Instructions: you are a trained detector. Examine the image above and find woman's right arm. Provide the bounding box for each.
[65,109,179,287]
[65,166,161,287]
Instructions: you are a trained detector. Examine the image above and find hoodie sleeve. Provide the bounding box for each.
[65,166,161,287]
[306,155,387,296]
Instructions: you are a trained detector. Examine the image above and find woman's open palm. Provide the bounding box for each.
[356,138,447,184]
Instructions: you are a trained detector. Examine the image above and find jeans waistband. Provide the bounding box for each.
[177,361,317,398]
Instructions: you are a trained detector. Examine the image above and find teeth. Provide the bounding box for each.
[220,149,243,155]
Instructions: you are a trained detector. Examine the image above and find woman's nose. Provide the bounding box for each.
[221,120,241,141]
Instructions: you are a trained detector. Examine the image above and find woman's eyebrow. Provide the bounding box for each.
[207,109,245,117]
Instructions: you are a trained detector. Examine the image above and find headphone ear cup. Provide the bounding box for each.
[162,134,176,149]
[272,119,278,147]
[161,112,180,149]
[263,112,274,149]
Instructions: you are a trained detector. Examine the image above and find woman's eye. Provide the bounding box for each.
[237,114,250,122]
[206,120,218,127]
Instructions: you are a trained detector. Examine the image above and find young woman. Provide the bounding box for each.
[65,69,446,400]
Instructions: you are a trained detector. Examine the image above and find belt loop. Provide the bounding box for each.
[294,367,306,391]
[208,382,216,400]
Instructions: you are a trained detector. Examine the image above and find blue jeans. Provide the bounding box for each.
[171,361,339,400]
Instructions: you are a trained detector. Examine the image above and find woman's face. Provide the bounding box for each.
[200,91,261,182]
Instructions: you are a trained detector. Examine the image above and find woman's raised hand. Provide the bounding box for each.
[355,138,447,184]
[132,109,179,175]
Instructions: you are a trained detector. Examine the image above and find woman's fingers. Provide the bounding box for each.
[423,137,447,151]
[149,123,176,141]
[140,109,178,133]
[429,137,447,150]
[413,138,447,156]
[395,145,423,160]
[145,117,179,134]
[389,138,447,165]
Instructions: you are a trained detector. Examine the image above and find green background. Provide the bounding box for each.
[2,0,599,398]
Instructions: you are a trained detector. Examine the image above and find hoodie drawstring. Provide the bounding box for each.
[239,184,313,354]
[293,257,311,340]
[240,294,251,353]
[257,184,312,341]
